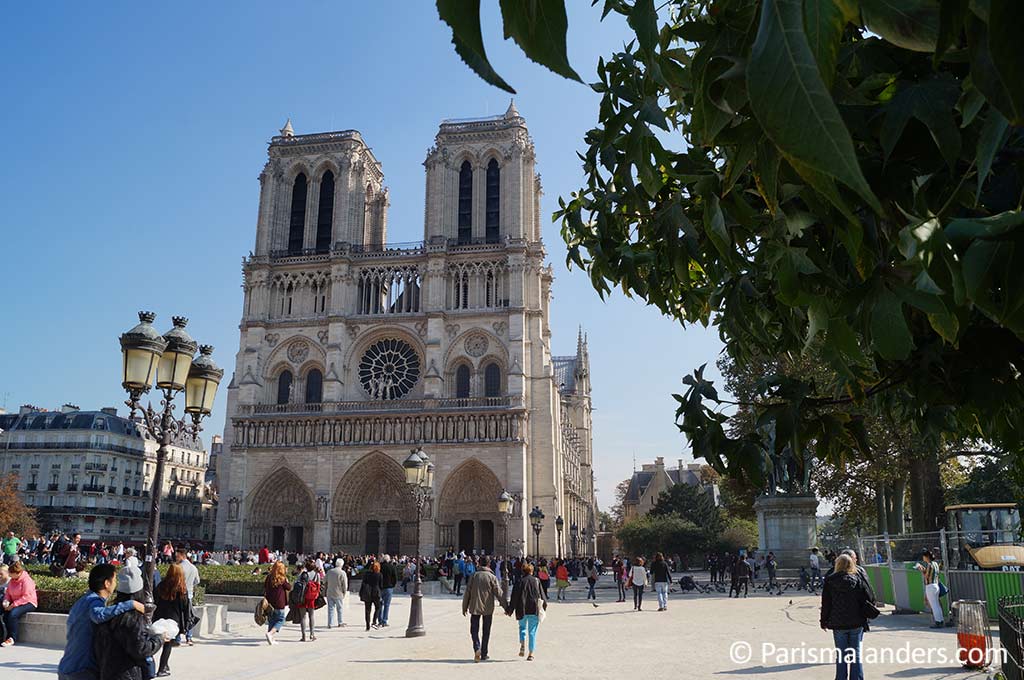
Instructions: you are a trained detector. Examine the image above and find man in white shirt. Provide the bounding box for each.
[809,548,822,588]
[174,548,201,644]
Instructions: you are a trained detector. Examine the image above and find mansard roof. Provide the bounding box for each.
[1,410,143,438]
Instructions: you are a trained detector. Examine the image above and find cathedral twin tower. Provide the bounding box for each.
[215,103,597,559]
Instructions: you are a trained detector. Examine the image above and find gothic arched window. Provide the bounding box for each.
[305,368,323,404]
[316,170,334,253]
[485,158,500,243]
[484,362,502,398]
[455,364,471,399]
[276,370,293,405]
[458,161,472,245]
[288,173,307,254]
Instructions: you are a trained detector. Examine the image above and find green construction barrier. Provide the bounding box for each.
[981,571,1024,619]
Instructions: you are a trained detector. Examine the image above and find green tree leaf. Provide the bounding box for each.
[747,0,881,213]
[860,0,941,52]
[627,0,659,55]
[975,108,1010,204]
[870,288,915,360]
[967,15,1024,124]
[803,0,847,88]
[437,0,516,94]
[499,0,582,83]
[880,78,962,168]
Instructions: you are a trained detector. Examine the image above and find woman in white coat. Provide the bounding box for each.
[629,557,648,611]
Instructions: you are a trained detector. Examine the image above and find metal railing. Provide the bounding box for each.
[1001,597,1024,680]
[237,395,522,416]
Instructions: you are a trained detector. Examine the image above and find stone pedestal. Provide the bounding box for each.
[754,494,819,569]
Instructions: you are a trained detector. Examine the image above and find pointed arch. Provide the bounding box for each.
[455,364,471,399]
[484,362,502,398]
[485,158,500,243]
[246,467,314,552]
[437,459,504,553]
[457,160,473,244]
[316,169,334,253]
[288,173,308,254]
[331,451,416,554]
[276,370,293,405]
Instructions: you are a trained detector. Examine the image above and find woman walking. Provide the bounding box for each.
[295,559,322,641]
[153,564,192,676]
[507,562,547,661]
[537,561,550,600]
[554,560,570,601]
[613,558,626,602]
[1,562,37,647]
[916,550,944,628]
[585,558,599,605]
[821,554,872,680]
[629,557,647,611]
[263,561,291,645]
[359,561,383,631]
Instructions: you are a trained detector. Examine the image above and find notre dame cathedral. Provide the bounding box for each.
[215,103,597,559]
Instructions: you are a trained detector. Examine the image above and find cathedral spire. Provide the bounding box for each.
[576,325,585,361]
[504,98,520,119]
[280,118,294,137]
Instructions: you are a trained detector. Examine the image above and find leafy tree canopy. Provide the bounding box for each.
[439,0,1024,487]
[0,474,38,538]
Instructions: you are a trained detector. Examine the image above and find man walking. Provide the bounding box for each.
[461,556,508,662]
[379,554,399,627]
[1,532,20,567]
[175,548,201,644]
[325,558,348,628]
[809,548,822,589]
[453,554,465,595]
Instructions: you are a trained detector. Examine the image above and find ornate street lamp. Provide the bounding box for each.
[554,515,564,560]
[403,446,433,638]
[118,312,221,619]
[529,506,544,559]
[570,522,579,558]
[497,490,515,596]
[582,527,589,557]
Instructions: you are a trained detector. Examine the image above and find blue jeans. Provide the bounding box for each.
[267,608,285,633]
[518,614,539,652]
[380,588,393,625]
[833,627,864,680]
[655,581,669,609]
[326,597,344,627]
[587,580,596,599]
[470,614,492,657]
[4,603,36,641]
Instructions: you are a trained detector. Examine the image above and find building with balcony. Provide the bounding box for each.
[0,404,217,546]
[215,105,597,556]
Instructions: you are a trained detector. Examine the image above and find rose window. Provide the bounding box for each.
[358,338,421,400]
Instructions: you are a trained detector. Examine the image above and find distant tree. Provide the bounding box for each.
[0,474,37,537]
[616,514,706,561]
[715,516,759,554]
[650,483,723,535]
[609,477,633,527]
[951,455,1023,505]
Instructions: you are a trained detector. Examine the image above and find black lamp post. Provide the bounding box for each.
[403,446,433,638]
[497,490,514,596]
[118,312,222,620]
[582,527,589,557]
[570,522,579,558]
[554,515,564,560]
[529,506,544,559]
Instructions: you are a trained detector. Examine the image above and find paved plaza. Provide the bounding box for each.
[0,581,993,679]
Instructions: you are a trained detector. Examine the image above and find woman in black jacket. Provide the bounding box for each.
[820,554,871,680]
[95,566,166,680]
[359,561,383,631]
[153,564,192,677]
[507,562,546,661]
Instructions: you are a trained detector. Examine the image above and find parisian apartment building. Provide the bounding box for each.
[0,404,217,546]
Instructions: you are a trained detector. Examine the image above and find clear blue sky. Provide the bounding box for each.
[0,2,727,509]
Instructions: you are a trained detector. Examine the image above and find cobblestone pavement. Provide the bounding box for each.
[0,580,994,679]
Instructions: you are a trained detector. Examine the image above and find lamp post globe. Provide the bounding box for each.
[529,506,544,559]
[119,311,168,398]
[156,317,198,392]
[185,345,223,423]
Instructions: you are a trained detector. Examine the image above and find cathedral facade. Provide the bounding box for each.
[215,104,596,558]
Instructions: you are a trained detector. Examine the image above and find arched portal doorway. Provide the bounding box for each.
[331,452,417,555]
[437,459,504,555]
[247,467,314,553]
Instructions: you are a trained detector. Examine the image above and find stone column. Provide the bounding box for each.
[754,494,819,569]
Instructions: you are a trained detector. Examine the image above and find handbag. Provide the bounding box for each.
[314,594,327,609]
[861,599,881,620]
[938,581,948,598]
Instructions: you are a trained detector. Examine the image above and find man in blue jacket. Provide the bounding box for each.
[58,563,144,680]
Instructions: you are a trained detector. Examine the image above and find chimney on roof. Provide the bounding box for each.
[101,407,118,416]
[62,403,80,413]
[19,404,39,415]
[679,459,684,471]
[655,456,665,469]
